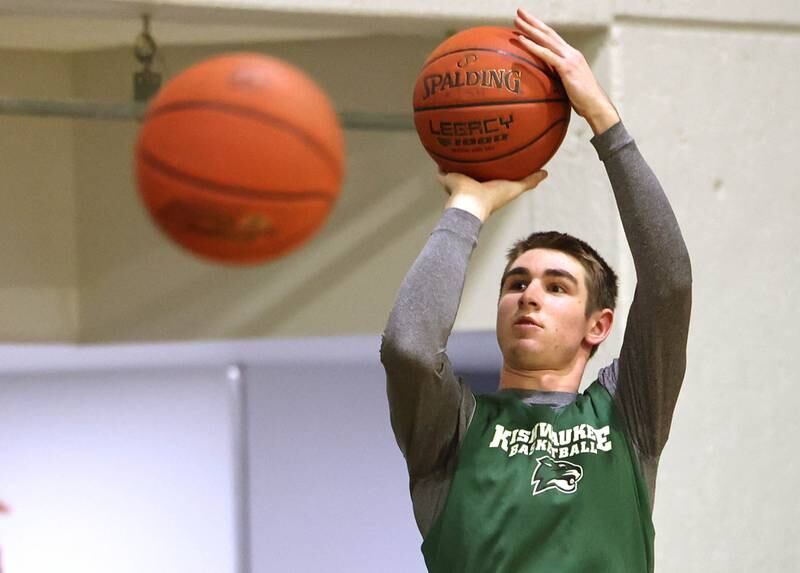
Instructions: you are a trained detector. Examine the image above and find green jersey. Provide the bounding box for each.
[381,123,692,572]
[421,382,654,572]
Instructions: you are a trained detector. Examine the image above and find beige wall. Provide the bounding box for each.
[614,21,800,571]
[0,50,78,341]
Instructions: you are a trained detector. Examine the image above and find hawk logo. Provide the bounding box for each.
[531,456,584,496]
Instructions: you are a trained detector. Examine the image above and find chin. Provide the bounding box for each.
[504,346,549,371]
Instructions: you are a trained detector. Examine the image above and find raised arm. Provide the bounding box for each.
[516,9,692,458]
[380,207,480,480]
[381,171,547,481]
[593,123,692,458]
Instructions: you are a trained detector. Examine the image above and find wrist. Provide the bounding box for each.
[445,194,490,222]
[585,103,620,136]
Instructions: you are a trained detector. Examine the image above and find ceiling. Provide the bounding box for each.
[0,1,460,52]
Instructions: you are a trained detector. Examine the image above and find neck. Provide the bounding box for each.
[498,358,587,393]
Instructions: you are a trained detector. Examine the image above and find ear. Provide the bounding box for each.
[584,308,614,347]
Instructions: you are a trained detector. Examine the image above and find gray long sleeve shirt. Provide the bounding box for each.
[380,121,692,537]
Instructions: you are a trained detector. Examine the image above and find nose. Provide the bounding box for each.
[518,281,542,309]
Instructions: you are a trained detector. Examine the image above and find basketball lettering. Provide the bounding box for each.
[436,133,509,149]
[413,27,571,181]
[422,68,522,99]
[429,114,514,136]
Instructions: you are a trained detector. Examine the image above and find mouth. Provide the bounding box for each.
[513,316,543,328]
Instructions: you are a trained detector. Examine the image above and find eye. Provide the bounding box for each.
[505,279,528,292]
[548,283,567,294]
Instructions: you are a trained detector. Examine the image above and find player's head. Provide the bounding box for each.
[503,232,618,318]
[496,232,618,369]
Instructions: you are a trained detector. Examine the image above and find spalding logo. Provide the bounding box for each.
[422,68,521,100]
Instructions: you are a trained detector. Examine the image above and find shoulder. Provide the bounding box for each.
[579,368,620,408]
[595,359,620,396]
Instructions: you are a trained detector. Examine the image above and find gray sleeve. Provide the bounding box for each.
[380,208,479,489]
[592,122,693,463]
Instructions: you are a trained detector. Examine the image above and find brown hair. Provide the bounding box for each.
[502,232,618,357]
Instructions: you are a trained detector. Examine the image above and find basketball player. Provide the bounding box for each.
[380,9,692,572]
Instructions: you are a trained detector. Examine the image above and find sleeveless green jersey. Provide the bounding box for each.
[421,381,654,572]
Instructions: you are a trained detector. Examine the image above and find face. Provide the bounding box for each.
[496,248,601,371]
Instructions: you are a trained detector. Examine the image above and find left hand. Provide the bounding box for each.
[514,8,620,134]
[439,169,549,223]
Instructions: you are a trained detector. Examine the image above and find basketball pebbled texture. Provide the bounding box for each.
[413,27,571,181]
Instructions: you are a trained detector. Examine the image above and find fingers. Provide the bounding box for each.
[515,33,560,69]
[514,16,565,58]
[516,9,568,49]
[496,169,548,205]
[520,170,548,191]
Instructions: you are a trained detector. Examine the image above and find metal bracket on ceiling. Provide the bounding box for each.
[133,14,162,102]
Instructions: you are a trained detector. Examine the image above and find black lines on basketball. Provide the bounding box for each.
[139,149,335,204]
[414,27,571,179]
[146,100,342,180]
[133,53,345,264]
[423,118,568,164]
[423,47,557,81]
[414,97,568,113]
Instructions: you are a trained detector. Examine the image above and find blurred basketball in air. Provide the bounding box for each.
[413,26,570,181]
[134,52,344,265]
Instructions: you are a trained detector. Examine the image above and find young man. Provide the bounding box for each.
[380,9,692,573]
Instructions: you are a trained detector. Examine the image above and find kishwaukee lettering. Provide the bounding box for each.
[488,422,613,459]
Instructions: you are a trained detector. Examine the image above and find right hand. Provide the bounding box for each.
[438,170,549,222]
[514,9,619,135]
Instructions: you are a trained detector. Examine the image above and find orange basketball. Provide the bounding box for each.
[134,53,344,265]
[413,27,570,181]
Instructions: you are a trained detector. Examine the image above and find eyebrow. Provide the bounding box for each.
[543,268,579,286]
[500,267,579,288]
[500,267,528,287]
